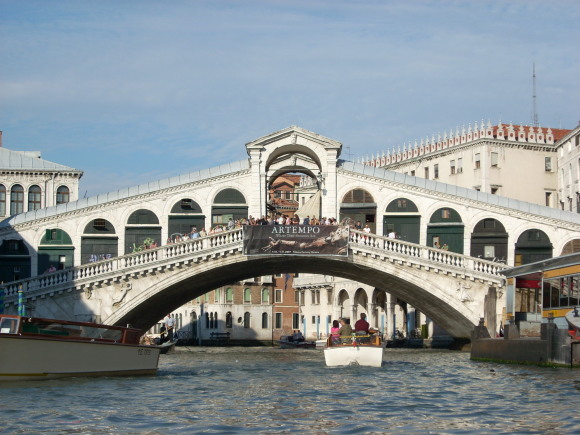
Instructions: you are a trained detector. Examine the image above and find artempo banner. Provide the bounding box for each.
[243,225,349,256]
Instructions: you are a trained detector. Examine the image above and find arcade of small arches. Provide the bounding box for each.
[1,182,572,285]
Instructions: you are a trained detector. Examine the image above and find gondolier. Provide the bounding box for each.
[165,314,175,342]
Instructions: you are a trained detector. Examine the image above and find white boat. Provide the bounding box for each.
[324,333,384,367]
[0,314,162,381]
[278,335,316,349]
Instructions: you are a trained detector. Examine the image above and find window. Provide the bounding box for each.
[475,153,481,169]
[226,311,233,328]
[28,185,42,211]
[274,289,282,303]
[94,219,106,229]
[205,292,209,302]
[441,209,450,219]
[56,186,70,204]
[397,199,407,209]
[10,184,24,215]
[214,289,220,303]
[457,158,463,173]
[450,160,456,174]
[434,164,439,179]
[261,288,269,304]
[424,167,429,179]
[275,312,282,329]
[545,192,552,207]
[484,245,495,258]
[545,157,552,172]
[491,152,499,167]
[243,312,251,328]
[262,312,268,329]
[226,288,233,303]
[0,184,5,216]
[295,291,301,304]
[292,313,300,330]
[312,316,316,324]
[410,170,415,176]
[243,288,251,303]
[491,187,499,195]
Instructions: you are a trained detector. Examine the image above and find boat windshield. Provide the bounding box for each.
[0,316,20,334]
[21,319,123,342]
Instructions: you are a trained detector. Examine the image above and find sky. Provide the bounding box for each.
[1,0,579,197]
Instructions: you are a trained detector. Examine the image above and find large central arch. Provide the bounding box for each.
[105,253,487,339]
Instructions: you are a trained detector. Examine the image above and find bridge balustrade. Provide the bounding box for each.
[1,229,245,301]
[1,226,505,305]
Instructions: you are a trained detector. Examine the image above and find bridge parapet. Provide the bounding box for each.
[349,230,506,283]
[2,229,245,304]
[2,227,505,307]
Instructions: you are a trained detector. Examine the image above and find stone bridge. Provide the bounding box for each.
[2,229,506,338]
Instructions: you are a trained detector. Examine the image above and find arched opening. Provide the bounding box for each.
[38,228,74,274]
[0,238,31,282]
[125,209,161,254]
[81,218,118,264]
[212,189,247,229]
[427,207,464,253]
[560,239,580,256]
[340,189,376,232]
[168,198,205,238]
[337,289,350,319]
[383,198,420,243]
[471,218,508,262]
[515,229,553,266]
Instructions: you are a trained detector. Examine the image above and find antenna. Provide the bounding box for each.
[532,63,539,127]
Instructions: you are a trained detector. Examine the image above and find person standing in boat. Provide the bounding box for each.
[165,314,175,342]
[354,313,370,334]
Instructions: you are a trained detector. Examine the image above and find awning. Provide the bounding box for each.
[294,190,321,219]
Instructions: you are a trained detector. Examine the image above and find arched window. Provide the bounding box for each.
[262,312,268,329]
[10,184,24,215]
[0,184,6,216]
[243,312,251,328]
[213,312,218,329]
[56,186,70,204]
[226,288,233,303]
[28,185,42,211]
[244,288,251,303]
[226,311,233,328]
[205,312,210,328]
[209,312,214,329]
[261,288,269,304]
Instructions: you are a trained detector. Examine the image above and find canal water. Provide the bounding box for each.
[1,347,578,434]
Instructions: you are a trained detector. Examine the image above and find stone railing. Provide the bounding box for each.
[2,228,245,302]
[349,230,507,279]
[2,226,506,305]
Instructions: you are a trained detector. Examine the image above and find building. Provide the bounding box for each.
[555,126,580,214]
[0,132,83,279]
[364,121,573,209]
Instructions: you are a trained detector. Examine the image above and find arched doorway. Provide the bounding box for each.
[514,229,552,266]
[427,207,464,253]
[81,218,118,264]
[470,218,508,262]
[340,189,376,232]
[38,229,74,274]
[383,198,420,243]
[125,209,161,254]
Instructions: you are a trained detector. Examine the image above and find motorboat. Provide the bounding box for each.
[324,333,384,367]
[278,335,316,349]
[0,314,162,381]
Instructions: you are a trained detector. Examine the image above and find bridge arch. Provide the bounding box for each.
[101,252,488,339]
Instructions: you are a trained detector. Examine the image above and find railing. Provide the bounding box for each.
[1,226,506,303]
[2,228,245,300]
[349,229,507,278]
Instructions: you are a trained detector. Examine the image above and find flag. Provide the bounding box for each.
[284,273,291,290]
